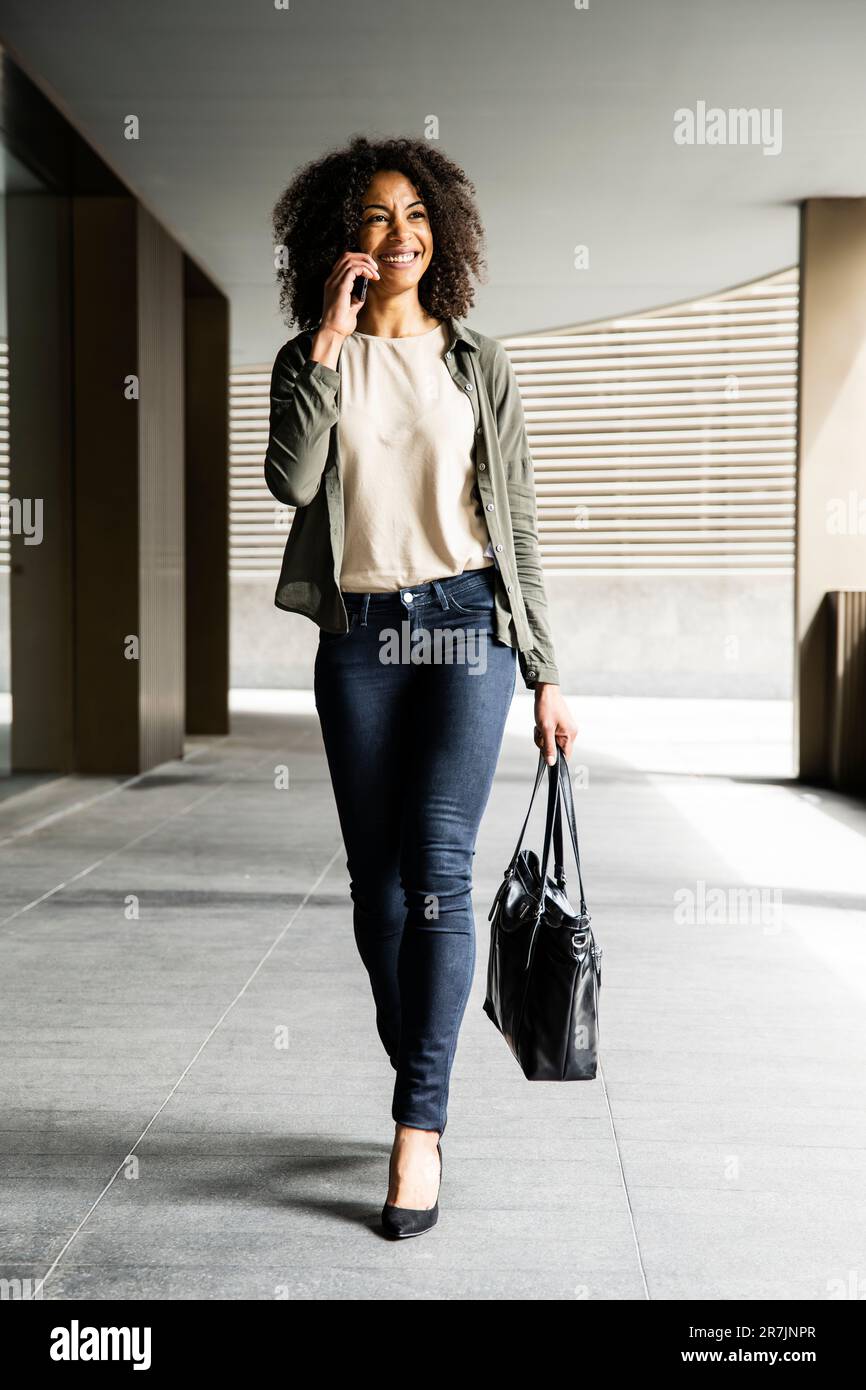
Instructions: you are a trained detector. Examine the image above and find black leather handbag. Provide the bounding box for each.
[483,748,602,1080]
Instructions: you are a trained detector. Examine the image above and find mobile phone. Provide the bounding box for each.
[349,242,369,304]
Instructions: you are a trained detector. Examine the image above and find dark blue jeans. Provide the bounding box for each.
[313,564,517,1133]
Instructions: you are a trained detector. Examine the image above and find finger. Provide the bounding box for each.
[341,264,380,295]
[540,723,557,766]
[336,265,369,301]
[343,252,381,278]
[325,256,379,291]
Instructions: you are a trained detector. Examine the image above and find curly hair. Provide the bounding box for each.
[272,134,487,330]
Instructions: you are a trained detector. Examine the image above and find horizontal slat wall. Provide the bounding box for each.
[501,268,798,573]
[230,367,283,576]
[229,268,798,578]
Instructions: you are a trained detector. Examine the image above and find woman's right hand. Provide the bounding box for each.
[319,250,381,338]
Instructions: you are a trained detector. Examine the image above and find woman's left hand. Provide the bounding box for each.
[534,683,578,763]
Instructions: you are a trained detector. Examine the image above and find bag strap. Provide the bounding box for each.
[552,776,566,887]
[517,758,558,970]
[536,750,588,918]
[495,749,588,925]
[534,757,560,918]
[488,752,548,924]
[555,749,588,916]
[504,750,548,872]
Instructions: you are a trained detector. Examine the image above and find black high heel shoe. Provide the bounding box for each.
[381,1141,442,1240]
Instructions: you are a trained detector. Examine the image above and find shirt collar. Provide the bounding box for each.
[445,316,481,353]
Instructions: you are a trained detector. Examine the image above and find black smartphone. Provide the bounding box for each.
[349,243,368,303]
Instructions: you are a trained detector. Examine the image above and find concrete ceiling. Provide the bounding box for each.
[1,0,864,364]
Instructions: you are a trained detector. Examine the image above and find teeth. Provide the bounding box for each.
[381,252,416,263]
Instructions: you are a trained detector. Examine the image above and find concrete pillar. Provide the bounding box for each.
[7,193,74,772]
[72,197,185,773]
[796,199,866,783]
[184,260,230,736]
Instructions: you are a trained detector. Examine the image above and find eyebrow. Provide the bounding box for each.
[361,199,425,212]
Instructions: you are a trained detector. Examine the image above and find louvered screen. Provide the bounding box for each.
[230,364,282,576]
[502,268,797,573]
[229,268,798,578]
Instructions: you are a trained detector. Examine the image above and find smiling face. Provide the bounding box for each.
[356,169,433,294]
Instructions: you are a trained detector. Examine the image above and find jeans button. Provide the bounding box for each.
[403,592,414,604]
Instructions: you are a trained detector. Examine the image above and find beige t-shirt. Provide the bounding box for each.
[336,321,494,591]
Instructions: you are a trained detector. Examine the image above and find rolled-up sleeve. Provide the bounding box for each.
[492,344,561,688]
[264,340,341,509]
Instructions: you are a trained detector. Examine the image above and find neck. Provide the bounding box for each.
[354,292,440,339]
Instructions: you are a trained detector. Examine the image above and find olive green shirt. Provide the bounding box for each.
[264,315,560,688]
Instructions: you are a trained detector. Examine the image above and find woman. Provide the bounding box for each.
[265,135,577,1238]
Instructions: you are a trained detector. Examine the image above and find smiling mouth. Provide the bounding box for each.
[378,250,421,267]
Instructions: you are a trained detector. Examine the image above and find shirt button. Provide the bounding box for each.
[464,382,474,392]
[403,592,414,604]
[486,502,494,512]
[445,350,452,358]
[507,585,513,593]
[495,544,503,552]
[528,671,537,680]
[478,462,487,471]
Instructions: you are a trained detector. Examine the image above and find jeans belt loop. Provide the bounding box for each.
[432,579,449,611]
[360,593,371,627]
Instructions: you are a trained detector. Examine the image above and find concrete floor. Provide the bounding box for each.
[1,696,865,1301]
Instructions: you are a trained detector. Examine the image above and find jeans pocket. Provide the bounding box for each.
[447,581,496,618]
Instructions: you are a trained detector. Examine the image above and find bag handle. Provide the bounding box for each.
[533,757,561,919]
[537,750,588,919]
[525,753,587,970]
[487,751,548,923]
[553,749,588,917]
[503,750,548,872]
[489,749,589,924]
